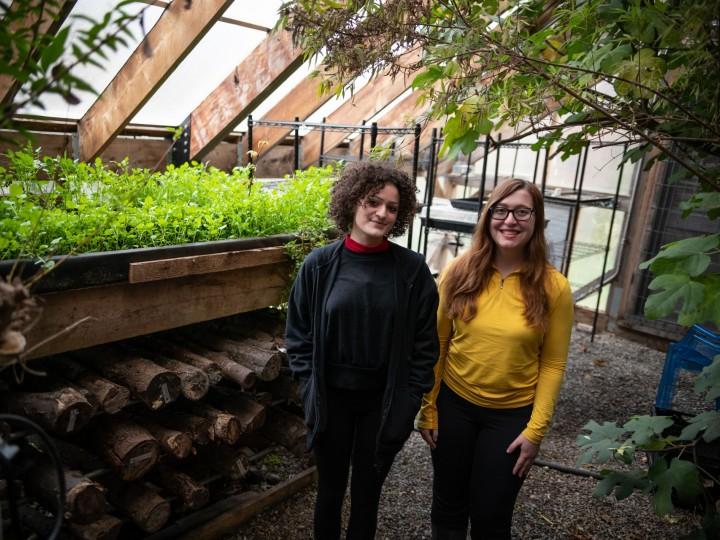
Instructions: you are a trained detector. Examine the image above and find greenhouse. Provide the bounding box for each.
[0,1,718,539]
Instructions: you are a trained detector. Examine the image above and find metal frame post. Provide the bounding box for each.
[246,115,253,167]
[408,123,421,249]
[370,122,378,149]
[562,142,589,276]
[591,143,628,341]
[318,117,326,167]
[293,116,300,172]
[421,128,439,255]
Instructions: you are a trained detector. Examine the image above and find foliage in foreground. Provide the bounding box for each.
[0,147,335,262]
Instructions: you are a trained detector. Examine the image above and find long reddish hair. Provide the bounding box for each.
[441,179,551,331]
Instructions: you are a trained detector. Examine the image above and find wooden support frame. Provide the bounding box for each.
[188,31,304,162]
[0,0,77,105]
[77,0,234,161]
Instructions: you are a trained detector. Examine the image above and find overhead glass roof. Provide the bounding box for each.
[18,0,327,129]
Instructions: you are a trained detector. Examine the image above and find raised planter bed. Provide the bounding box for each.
[1,234,295,360]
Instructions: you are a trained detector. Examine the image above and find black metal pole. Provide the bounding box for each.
[591,144,628,342]
[532,146,541,184]
[463,149,473,198]
[247,115,253,167]
[293,116,300,173]
[478,137,491,221]
[370,122,378,149]
[540,145,549,194]
[319,117,326,167]
[358,120,366,160]
[494,133,502,188]
[408,123,422,250]
[422,128,439,256]
[562,143,589,276]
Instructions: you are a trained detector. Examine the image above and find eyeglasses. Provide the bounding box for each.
[489,206,535,221]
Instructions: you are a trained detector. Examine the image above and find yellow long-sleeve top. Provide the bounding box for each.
[416,265,574,445]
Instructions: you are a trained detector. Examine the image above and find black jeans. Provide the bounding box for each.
[431,383,532,540]
[313,386,394,540]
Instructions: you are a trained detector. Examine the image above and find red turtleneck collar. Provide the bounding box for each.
[344,235,390,253]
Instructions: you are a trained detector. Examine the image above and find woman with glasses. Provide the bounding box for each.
[417,179,573,539]
[286,161,439,539]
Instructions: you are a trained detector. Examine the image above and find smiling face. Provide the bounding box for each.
[489,188,536,256]
[350,182,400,246]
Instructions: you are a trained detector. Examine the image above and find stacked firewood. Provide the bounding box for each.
[0,310,307,540]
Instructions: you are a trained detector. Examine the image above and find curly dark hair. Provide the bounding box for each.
[328,161,417,237]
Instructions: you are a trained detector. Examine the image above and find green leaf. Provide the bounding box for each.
[695,356,720,402]
[593,469,650,501]
[679,411,720,443]
[576,420,626,465]
[644,274,704,320]
[680,192,720,220]
[412,66,443,90]
[40,27,70,70]
[640,235,720,268]
[624,415,674,447]
[8,182,23,198]
[648,457,703,515]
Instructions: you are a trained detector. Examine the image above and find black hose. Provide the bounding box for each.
[0,414,66,540]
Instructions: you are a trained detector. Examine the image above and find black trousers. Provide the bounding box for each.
[431,383,532,540]
[313,387,394,540]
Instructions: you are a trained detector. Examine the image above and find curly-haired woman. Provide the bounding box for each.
[417,179,574,539]
[285,161,439,539]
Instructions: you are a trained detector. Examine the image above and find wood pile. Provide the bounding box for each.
[0,309,307,540]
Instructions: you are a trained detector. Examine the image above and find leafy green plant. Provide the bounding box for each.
[0,146,335,261]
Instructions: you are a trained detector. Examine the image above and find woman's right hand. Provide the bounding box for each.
[419,428,438,449]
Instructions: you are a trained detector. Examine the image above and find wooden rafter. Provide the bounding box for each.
[187,30,303,161]
[252,75,333,159]
[299,49,421,169]
[133,0,271,32]
[0,0,77,105]
[77,0,233,162]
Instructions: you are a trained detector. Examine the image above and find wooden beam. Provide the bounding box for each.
[188,31,304,161]
[299,50,422,169]
[77,0,234,161]
[253,76,333,160]
[0,0,77,104]
[175,467,317,540]
[25,261,292,359]
[128,246,288,284]
[134,0,272,32]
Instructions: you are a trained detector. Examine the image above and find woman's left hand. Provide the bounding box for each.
[506,433,539,477]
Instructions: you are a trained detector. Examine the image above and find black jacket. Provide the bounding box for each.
[285,239,439,461]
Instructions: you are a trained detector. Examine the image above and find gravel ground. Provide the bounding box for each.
[226,329,703,539]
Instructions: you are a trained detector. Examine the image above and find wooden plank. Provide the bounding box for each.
[252,75,333,161]
[176,467,317,540]
[77,0,234,161]
[25,261,292,359]
[129,246,288,283]
[299,50,421,169]
[188,31,304,161]
[0,0,77,104]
